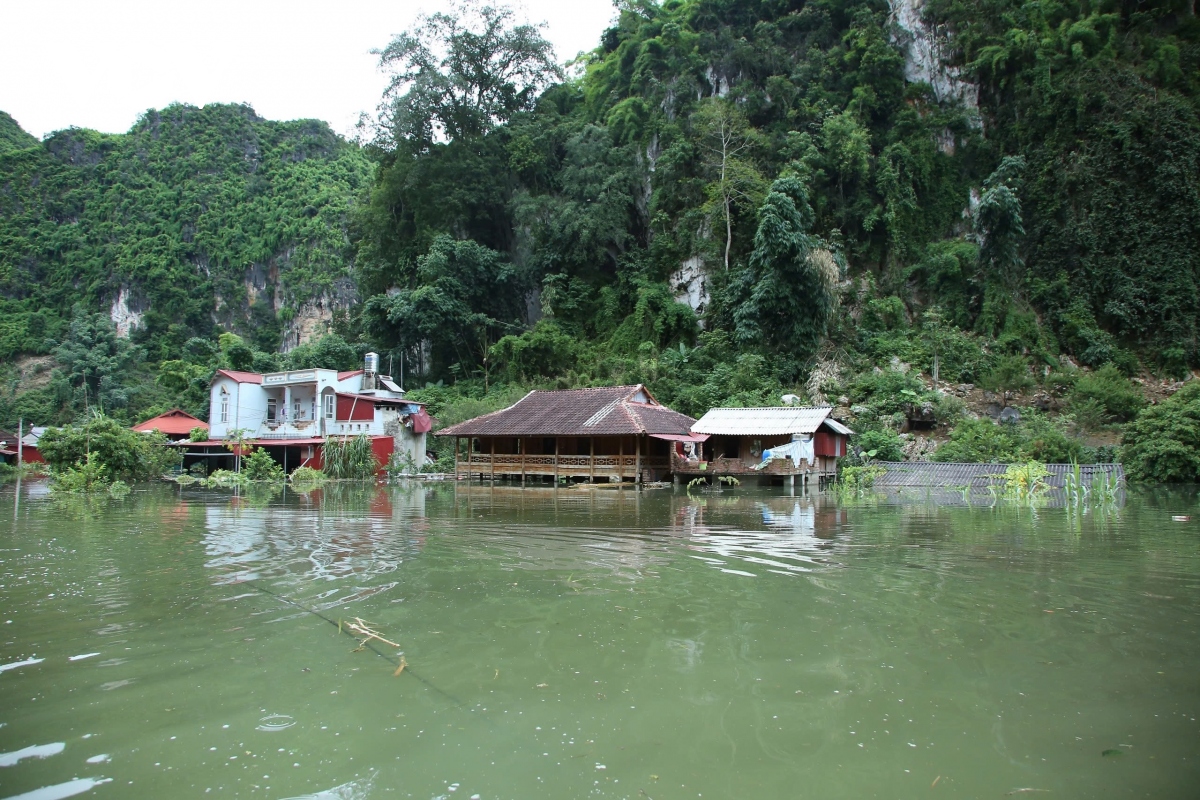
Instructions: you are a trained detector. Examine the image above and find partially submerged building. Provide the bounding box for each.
[182,354,430,475]
[437,385,700,484]
[679,406,853,489]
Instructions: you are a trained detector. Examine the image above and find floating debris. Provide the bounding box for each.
[343,617,400,650]
[1101,748,1124,757]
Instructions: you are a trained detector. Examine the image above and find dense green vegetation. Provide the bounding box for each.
[5,0,1200,481]
[0,103,371,366]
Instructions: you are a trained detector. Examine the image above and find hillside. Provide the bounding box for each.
[0,112,38,154]
[0,103,372,362]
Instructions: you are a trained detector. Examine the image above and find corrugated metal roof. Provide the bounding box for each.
[691,407,838,436]
[823,418,855,436]
[873,462,1124,489]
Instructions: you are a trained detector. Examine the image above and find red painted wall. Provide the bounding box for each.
[21,446,45,464]
[370,436,394,475]
[813,431,847,457]
[336,395,375,421]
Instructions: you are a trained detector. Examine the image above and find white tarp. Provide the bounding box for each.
[756,437,814,469]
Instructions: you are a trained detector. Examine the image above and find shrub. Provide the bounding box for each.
[854,429,905,462]
[1070,364,1145,428]
[189,427,208,442]
[1123,382,1200,483]
[289,466,326,485]
[241,448,285,482]
[847,368,930,418]
[1018,413,1087,463]
[51,453,111,493]
[981,354,1034,407]
[202,469,244,488]
[39,414,179,482]
[932,418,1021,463]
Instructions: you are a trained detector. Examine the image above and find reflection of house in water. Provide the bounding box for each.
[669,495,846,577]
[202,486,431,596]
[448,484,669,579]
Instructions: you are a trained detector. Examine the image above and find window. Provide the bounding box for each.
[323,394,334,419]
[293,399,302,420]
[220,389,229,423]
[266,399,277,422]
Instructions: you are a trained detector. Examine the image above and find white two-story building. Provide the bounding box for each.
[185,353,431,475]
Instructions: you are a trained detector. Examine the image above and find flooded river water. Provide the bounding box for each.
[1,482,1199,799]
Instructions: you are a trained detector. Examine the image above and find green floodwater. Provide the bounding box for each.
[1,483,1199,800]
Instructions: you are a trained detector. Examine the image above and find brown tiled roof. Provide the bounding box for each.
[436,385,695,437]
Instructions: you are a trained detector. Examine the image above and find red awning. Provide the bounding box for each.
[649,433,709,443]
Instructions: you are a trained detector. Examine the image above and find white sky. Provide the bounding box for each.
[0,0,617,140]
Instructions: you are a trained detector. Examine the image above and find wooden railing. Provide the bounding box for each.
[456,453,669,479]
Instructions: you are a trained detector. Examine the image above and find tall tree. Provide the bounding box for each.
[52,306,143,414]
[733,177,838,378]
[693,99,764,271]
[974,156,1026,335]
[374,0,563,147]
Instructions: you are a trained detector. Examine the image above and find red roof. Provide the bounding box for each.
[215,369,263,384]
[338,369,364,381]
[132,409,208,436]
[436,385,695,438]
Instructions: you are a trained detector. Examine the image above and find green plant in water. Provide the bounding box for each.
[51,453,112,494]
[289,466,327,486]
[998,461,1050,502]
[322,435,380,480]
[836,464,886,500]
[201,469,245,488]
[241,448,285,482]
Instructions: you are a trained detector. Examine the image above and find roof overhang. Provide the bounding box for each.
[822,419,854,436]
[649,433,709,443]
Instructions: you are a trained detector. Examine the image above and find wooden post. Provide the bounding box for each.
[589,437,595,483]
[489,438,495,483]
[554,437,560,484]
[16,418,23,468]
[619,437,625,483]
[635,435,642,485]
[520,438,526,486]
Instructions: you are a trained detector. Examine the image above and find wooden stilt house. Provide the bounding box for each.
[436,385,700,484]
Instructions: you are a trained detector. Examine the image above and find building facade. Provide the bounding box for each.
[678,406,853,489]
[185,355,430,475]
[437,385,700,484]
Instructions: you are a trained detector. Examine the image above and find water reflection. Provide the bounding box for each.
[202,485,432,612]
[668,494,846,576]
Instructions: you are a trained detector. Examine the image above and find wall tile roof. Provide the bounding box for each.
[436,385,695,437]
